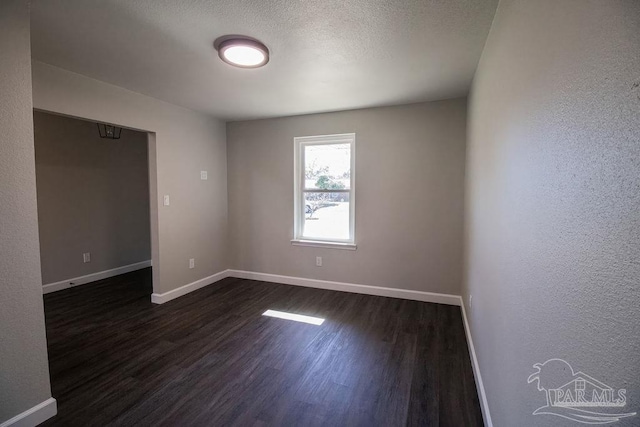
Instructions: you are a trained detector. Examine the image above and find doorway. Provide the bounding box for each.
[33,110,156,294]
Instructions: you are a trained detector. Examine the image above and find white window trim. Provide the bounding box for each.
[292,133,356,248]
[290,239,357,250]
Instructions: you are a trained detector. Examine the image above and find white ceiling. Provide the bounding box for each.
[31,0,498,121]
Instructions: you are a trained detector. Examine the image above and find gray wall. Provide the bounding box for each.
[34,111,150,285]
[32,62,228,295]
[0,0,54,422]
[463,0,640,426]
[228,99,467,295]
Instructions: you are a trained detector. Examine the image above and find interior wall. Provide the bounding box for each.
[0,0,54,422]
[34,111,151,285]
[228,99,467,295]
[32,62,228,295]
[463,0,640,425]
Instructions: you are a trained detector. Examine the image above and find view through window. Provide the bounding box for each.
[294,134,355,244]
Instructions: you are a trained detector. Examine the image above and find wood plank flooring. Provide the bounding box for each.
[42,268,483,426]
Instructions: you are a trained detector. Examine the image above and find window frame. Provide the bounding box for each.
[292,133,356,249]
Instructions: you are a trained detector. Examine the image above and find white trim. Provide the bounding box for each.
[42,260,151,294]
[294,133,356,245]
[0,397,57,427]
[460,298,493,427]
[290,240,357,250]
[227,270,461,306]
[150,270,230,304]
[292,133,356,144]
[149,267,460,306]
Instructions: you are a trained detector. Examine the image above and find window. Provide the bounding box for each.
[293,133,355,249]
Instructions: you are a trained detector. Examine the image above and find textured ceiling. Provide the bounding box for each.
[31,0,498,121]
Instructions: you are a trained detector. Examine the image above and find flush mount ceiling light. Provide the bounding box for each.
[214,35,269,68]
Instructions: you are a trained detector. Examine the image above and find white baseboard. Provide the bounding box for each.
[150,268,460,306]
[151,270,230,304]
[0,397,57,427]
[228,270,461,306]
[460,299,493,427]
[42,260,152,294]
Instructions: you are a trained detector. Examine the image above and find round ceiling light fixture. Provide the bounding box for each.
[214,36,269,69]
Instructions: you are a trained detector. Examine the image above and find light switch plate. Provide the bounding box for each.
[200,171,208,180]
[163,195,170,206]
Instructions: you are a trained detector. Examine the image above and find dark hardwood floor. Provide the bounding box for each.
[42,268,483,426]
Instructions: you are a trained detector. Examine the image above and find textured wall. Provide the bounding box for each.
[463,0,640,426]
[0,0,54,422]
[32,62,228,295]
[228,100,467,295]
[34,111,151,285]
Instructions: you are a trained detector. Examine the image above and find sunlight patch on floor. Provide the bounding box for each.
[262,309,325,325]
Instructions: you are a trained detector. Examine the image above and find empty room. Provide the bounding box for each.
[1,1,638,427]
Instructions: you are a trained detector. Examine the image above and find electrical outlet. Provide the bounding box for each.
[316,256,322,267]
[469,294,473,308]
[200,171,208,180]
[189,258,195,269]
[83,252,91,263]
[163,195,170,206]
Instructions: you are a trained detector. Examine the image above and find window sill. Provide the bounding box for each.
[291,239,357,250]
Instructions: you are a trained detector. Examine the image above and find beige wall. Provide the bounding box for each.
[228,99,466,295]
[0,0,54,422]
[32,62,228,295]
[463,0,640,425]
[34,111,151,285]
